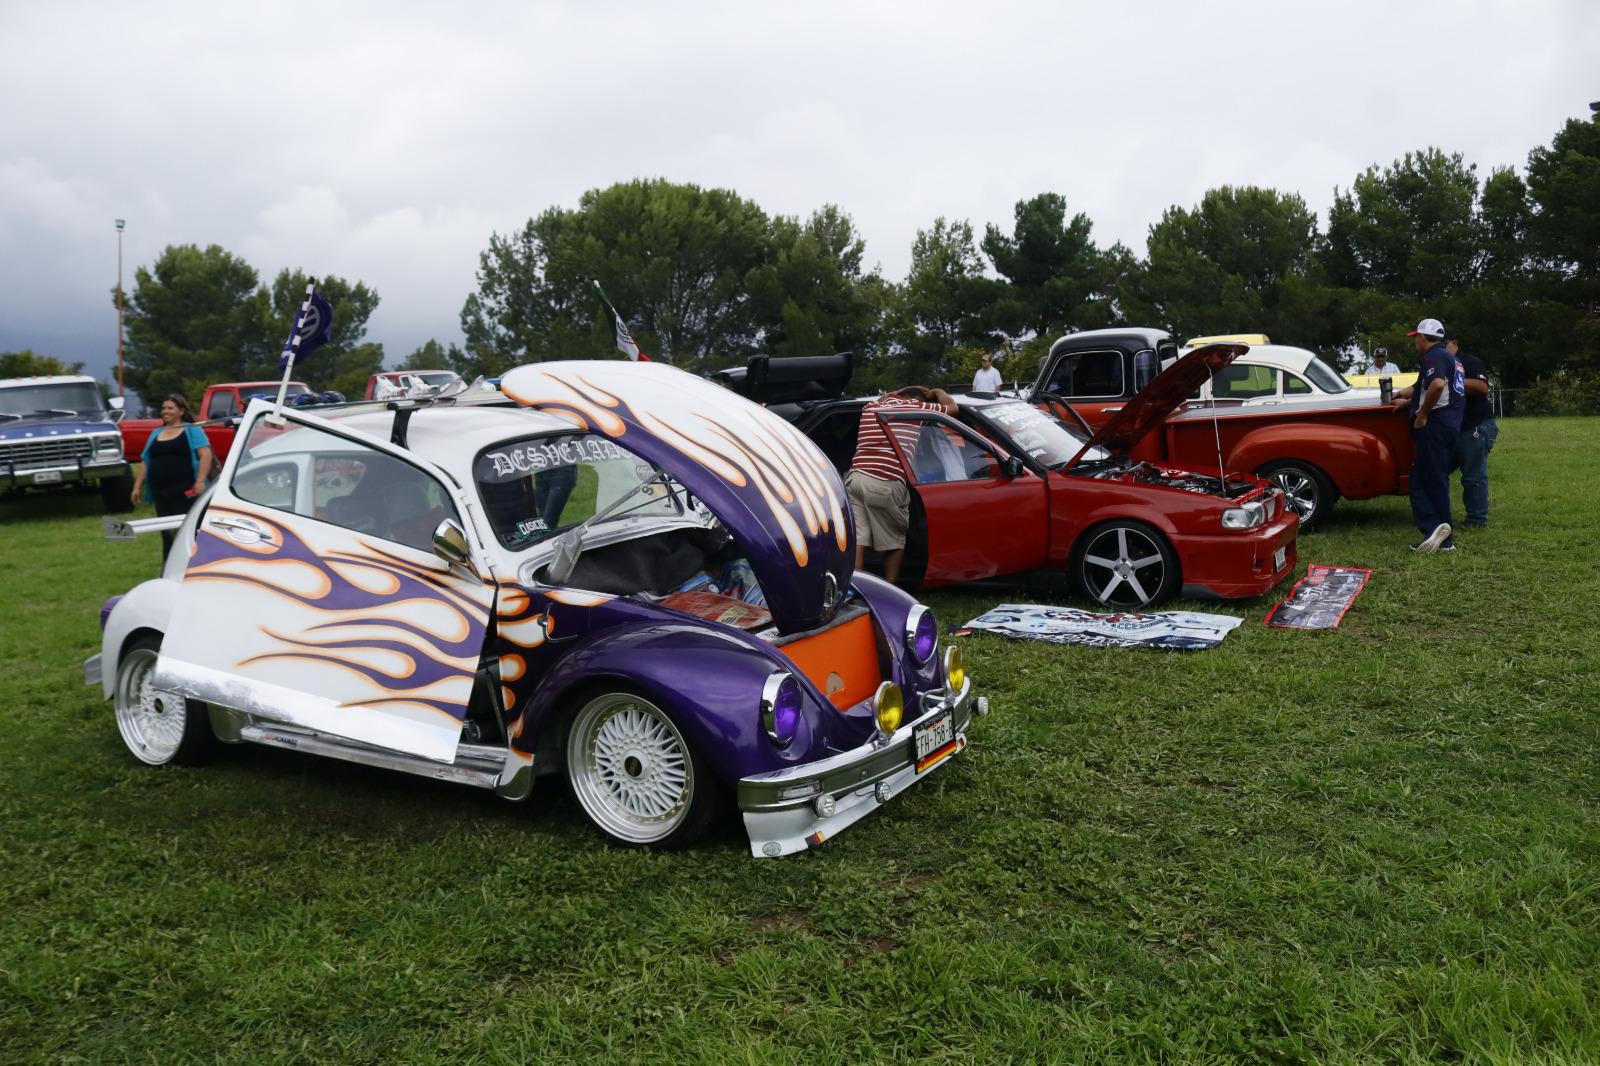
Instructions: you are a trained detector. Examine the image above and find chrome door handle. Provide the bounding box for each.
[209,515,275,544]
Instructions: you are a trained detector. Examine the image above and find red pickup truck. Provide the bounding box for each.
[121,381,311,466]
[1030,329,1414,530]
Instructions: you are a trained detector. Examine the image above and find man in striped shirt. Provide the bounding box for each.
[845,385,958,583]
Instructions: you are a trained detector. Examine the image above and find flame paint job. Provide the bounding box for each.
[181,502,494,721]
[500,361,851,634]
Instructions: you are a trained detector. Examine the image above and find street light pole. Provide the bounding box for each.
[115,218,125,399]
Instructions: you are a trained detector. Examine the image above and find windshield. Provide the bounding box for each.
[976,401,1109,467]
[474,432,689,550]
[0,382,106,419]
[1303,357,1351,394]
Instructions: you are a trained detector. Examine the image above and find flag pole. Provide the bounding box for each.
[593,280,651,362]
[268,278,318,425]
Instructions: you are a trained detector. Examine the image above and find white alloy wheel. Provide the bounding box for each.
[114,646,187,765]
[567,692,697,845]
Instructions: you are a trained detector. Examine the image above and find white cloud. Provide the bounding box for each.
[2,0,1596,376]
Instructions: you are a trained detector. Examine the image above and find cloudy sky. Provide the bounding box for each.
[3,0,1595,382]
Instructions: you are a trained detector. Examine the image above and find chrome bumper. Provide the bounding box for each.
[738,678,984,857]
[84,654,103,686]
[1,458,127,489]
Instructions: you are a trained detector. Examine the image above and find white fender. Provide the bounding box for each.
[100,578,184,700]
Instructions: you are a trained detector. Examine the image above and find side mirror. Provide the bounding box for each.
[107,407,124,424]
[432,519,481,581]
[1002,456,1025,479]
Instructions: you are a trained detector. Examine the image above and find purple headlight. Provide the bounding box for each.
[906,605,938,663]
[761,673,802,748]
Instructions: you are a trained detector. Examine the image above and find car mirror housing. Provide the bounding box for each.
[1002,456,1025,479]
[432,519,481,581]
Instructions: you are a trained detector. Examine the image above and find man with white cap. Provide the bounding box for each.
[1391,317,1465,552]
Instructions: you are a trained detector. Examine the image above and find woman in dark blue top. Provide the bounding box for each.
[129,393,215,560]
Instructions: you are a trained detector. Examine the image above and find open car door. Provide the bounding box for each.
[879,409,1049,585]
[153,405,497,764]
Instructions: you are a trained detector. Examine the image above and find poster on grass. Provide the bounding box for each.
[960,604,1243,651]
[1263,565,1372,630]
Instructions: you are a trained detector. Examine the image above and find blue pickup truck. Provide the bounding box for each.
[0,375,133,511]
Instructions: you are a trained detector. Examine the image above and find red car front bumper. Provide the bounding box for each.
[1172,511,1299,600]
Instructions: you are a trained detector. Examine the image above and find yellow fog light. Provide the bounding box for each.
[943,644,965,692]
[873,681,903,735]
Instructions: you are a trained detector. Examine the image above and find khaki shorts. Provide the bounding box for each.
[845,470,910,551]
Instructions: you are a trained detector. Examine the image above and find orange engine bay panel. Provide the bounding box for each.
[778,612,880,710]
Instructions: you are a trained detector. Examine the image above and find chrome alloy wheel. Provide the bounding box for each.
[1270,469,1317,521]
[567,693,694,844]
[1081,526,1167,609]
[114,647,186,765]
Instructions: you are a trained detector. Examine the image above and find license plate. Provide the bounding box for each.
[31,470,62,484]
[1273,546,1287,570]
[912,711,957,774]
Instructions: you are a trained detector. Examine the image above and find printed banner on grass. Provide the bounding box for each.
[960,604,1243,651]
[1263,565,1372,629]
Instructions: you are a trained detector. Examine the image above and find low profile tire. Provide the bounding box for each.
[113,634,216,766]
[101,473,136,514]
[1258,460,1336,532]
[1072,520,1179,610]
[565,689,722,849]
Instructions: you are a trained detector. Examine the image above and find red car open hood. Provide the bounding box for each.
[1068,343,1247,465]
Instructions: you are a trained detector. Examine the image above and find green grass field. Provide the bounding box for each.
[2,420,1596,1064]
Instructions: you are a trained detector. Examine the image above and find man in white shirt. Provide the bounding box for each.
[1367,346,1401,376]
[972,352,1003,393]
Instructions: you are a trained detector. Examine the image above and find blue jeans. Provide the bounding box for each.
[1409,420,1457,537]
[534,464,578,529]
[1451,419,1497,525]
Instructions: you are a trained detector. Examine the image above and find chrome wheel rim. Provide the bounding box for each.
[1270,469,1317,521]
[114,648,185,765]
[1081,526,1165,609]
[568,693,692,843]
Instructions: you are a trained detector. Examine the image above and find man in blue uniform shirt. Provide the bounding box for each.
[1445,330,1496,526]
[1391,318,1465,553]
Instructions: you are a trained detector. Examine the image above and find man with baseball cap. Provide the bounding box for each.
[1391,318,1466,552]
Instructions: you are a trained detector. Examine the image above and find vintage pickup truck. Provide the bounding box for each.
[1027,328,1415,530]
[121,380,313,467]
[1,374,133,511]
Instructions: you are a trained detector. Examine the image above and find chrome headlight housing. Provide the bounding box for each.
[1221,501,1266,530]
[93,433,122,455]
[760,672,802,749]
[904,605,938,663]
[943,644,965,692]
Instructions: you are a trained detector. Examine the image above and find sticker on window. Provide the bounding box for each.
[481,438,627,481]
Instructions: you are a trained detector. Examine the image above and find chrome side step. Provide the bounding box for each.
[238,723,507,790]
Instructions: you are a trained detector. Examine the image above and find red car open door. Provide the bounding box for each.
[878,410,1049,585]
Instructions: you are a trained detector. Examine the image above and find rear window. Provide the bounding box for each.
[1303,357,1351,394]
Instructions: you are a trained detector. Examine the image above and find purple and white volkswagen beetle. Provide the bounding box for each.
[86,362,982,856]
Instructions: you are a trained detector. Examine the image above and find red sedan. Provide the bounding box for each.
[788,351,1298,609]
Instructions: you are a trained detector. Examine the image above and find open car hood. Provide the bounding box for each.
[500,361,852,634]
[1072,343,1247,462]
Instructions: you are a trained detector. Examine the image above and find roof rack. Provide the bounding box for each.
[386,395,460,448]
